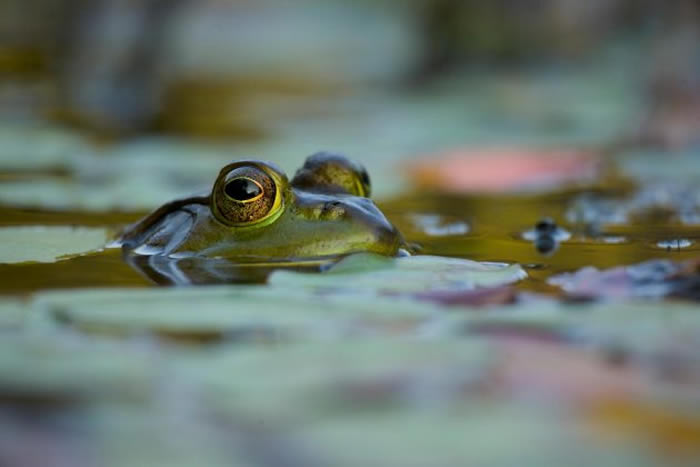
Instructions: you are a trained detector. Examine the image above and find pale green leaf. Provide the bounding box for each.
[270,255,527,293]
[0,226,107,264]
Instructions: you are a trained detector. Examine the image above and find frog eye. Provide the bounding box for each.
[224,178,263,203]
[212,164,282,226]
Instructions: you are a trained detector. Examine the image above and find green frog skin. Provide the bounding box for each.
[118,152,404,263]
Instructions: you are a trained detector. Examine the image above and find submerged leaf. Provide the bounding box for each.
[0,226,107,264]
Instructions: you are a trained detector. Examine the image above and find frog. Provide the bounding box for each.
[118,152,405,265]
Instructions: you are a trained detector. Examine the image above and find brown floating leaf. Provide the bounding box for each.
[411,285,517,308]
[549,257,700,301]
[466,321,569,343]
[406,147,600,193]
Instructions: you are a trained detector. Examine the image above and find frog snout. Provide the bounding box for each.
[338,198,402,246]
[318,200,348,220]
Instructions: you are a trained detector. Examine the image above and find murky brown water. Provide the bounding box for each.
[2,182,698,296]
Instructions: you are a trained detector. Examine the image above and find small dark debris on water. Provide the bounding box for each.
[522,217,571,256]
[535,218,557,234]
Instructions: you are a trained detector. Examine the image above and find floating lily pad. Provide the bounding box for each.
[270,255,527,294]
[30,256,525,340]
[0,336,154,404]
[177,336,658,466]
[454,299,700,378]
[179,338,495,421]
[81,404,253,467]
[15,287,700,466]
[34,285,440,340]
[299,404,647,467]
[0,300,28,329]
[0,226,107,264]
[0,126,91,171]
[0,178,174,212]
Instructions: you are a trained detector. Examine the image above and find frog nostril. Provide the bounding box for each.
[320,201,346,219]
[324,200,342,209]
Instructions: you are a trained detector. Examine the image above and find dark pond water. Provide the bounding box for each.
[2,179,698,295]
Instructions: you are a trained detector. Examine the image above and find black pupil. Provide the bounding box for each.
[225,178,262,201]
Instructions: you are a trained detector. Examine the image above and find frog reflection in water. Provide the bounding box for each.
[118,153,405,284]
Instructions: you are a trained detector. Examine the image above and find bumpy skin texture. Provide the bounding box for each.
[119,154,403,261]
[291,151,371,197]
